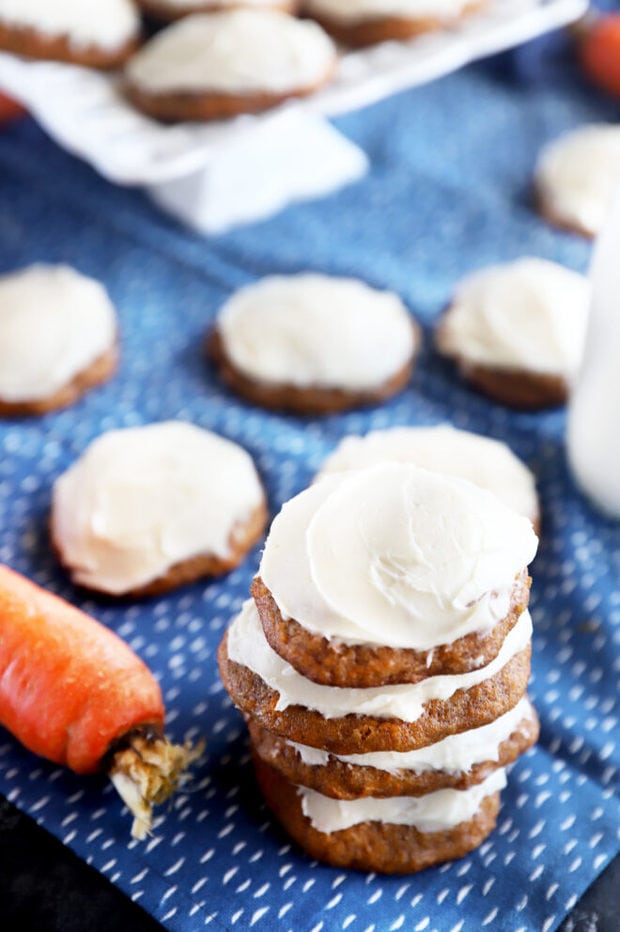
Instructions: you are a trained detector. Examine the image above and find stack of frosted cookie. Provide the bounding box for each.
[219,462,540,873]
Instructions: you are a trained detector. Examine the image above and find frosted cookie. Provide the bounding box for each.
[0,264,118,416]
[208,273,420,414]
[254,755,504,873]
[0,0,140,69]
[51,421,267,597]
[436,257,590,409]
[136,0,298,23]
[248,696,539,798]
[535,124,620,238]
[218,598,533,754]
[219,462,537,873]
[252,464,537,686]
[302,0,485,47]
[125,10,337,122]
[316,424,539,526]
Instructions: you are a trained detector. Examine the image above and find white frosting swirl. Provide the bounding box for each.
[0,265,116,403]
[290,696,534,773]
[125,10,336,95]
[227,599,532,722]
[260,464,537,650]
[216,273,416,391]
[0,0,139,49]
[536,124,620,237]
[316,425,538,523]
[51,421,264,594]
[437,258,590,379]
[304,0,472,24]
[299,767,506,834]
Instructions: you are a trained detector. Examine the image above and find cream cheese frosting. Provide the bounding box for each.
[259,464,538,650]
[437,258,590,379]
[536,124,620,237]
[125,10,336,95]
[303,0,472,24]
[299,766,507,834]
[216,273,416,391]
[290,696,534,774]
[227,599,532,722]
[0,264,117,403]
[316,425,538,523]
[51,421,264,594]
[0,0,139,49]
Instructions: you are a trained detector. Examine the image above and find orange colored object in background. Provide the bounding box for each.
[579,13,620,98]
[0,91,24,123]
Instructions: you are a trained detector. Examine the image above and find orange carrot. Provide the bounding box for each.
[0,93,24,125]
[578,13,620,98]
[0,564,199,837]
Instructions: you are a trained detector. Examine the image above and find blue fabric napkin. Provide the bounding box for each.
[0,26,618,932]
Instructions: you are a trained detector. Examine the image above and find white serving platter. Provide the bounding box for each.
[0,0,588,231]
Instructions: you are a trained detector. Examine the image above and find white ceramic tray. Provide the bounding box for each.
[0,0,588,231]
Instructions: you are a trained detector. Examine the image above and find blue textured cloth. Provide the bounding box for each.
[0,28,619,932]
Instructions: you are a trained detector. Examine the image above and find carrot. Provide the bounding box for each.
[0,93,24,125]
[577,13,620,98]
[0,564,200,838]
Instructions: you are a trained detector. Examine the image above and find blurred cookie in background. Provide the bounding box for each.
[125,9,337,121]
[0,0,140,68]
[135,0,298,22]
[436,257,590,409]
[208,273,421,414]
[316,424,539,527]
[0,264,118,416]
[535,124,620,238]
[302,0,487,47]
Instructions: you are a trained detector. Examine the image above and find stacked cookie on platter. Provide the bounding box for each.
[219,462,540,873]
[302,0,487,47]
[0,0,141,68]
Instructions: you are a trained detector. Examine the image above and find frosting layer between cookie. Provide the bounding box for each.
[227,599,532,722]
[299,766,507,833]
[289,696,534,773]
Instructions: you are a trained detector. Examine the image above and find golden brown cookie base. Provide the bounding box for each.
[218,631,532,754]
[53,499,268,599]
[307,1,486,47]
[207,324,419,415]
[0,344,119,418]
[248,703,539,799]
[252,572,530,687]
[125,60,336,123]
[436,315,569,409]
[535,185,595,239]
[0,23,138,69]
[253,755,501,873]
[136,0,298,21]
[454,359,567,409]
